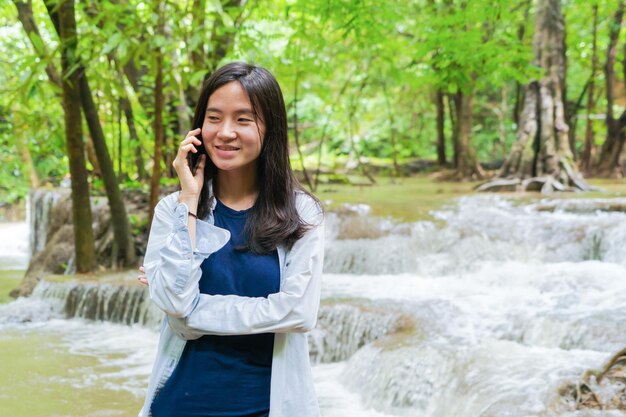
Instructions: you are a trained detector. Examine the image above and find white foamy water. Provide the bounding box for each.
[324,196,626,275]
[322,259,626,352]
[319,196,626,416]
[0,221,29,269]
[3,195,626,416]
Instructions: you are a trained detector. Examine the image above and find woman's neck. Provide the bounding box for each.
[215,170,259,211]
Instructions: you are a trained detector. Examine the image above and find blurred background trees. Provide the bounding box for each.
[1,0,625,235]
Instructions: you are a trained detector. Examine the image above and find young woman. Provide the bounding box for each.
[137,62,324,417]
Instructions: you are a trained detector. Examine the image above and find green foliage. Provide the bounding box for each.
[0,0,618,199]
[128,212,148,236]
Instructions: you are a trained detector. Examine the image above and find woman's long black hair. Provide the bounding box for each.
[187,62,319,254]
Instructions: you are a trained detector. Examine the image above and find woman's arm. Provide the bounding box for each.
[167,195,324,338]
[143,193,230,318]
[144,130,231,318]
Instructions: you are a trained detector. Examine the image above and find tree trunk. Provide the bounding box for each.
[45,0,136,266]
[292,74,313,189]
[447,93,459,168]
[12,0,62,88]
[499,85,508,158]
[164,21,190,179]
[119,93,147,180]
[58,0,96,272]
[312,75,353,191]
[79,75,136,266]
[117,98,124,181]
[17,0,103,182]
[581,4,599,174]
[164,92,178,179]
[149,6,165,226]
[16,133,40,188]
[513,0,532,125]
[479,0,590,193]
[597,1,626,177]
[453,90,484,179]
[435,89,447,166]
[85,137,101,177]
[381,82,400,176]
[566,77,590,163]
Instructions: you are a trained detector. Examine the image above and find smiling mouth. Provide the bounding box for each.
[216,145,240,151]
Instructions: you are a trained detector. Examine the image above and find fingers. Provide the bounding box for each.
[173,129,203,170]
[175,129,203,157]
[186,128,201,136]
[180,143,199,154]
[137,265,148,286]
[182,129,202,145]
[181,132,201,148]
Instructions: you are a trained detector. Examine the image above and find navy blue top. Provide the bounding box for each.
[151,199,280,417]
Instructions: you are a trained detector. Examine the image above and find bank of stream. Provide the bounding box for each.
[3,180,626,416]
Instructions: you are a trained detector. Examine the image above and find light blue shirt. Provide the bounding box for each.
[138,187,324,417]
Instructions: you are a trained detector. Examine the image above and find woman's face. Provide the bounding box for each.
[201,81,265,177]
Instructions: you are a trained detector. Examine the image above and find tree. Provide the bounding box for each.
[57,0,96,272]
[13,0,137,267]
[148,1,165,227]
[581,2,599,174]
[409,0,530,180]
[44,0,137,266]
[478,0,591,193]
[596,1,626,177]
[435,89,447,166]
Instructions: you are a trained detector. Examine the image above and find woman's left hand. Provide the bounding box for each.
[137,266,149,286]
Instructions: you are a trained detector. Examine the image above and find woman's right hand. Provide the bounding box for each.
[172,128,207,199]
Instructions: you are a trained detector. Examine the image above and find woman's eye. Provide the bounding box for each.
[239,118,253,123]
[207,115,220,121]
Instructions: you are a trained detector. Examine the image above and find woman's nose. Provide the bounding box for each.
[217,121,237,139]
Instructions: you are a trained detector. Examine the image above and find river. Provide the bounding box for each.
[1,195,625,417]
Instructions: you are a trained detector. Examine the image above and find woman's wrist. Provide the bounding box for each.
[178,193,199,212]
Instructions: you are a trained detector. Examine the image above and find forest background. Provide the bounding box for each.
[2,0,626,271]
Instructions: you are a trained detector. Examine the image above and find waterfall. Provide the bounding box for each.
[340,339,605,417]
[309,301,409,363]
[324,196,626,275]
[5,194,626,416]
[33,281,164,329]
[7,279,410,366]
[29,188,68,257]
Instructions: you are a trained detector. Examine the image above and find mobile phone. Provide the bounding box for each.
[194,133,206,155]
[189,132,206,175]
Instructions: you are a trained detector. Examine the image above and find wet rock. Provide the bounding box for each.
[11,186,178,298]
[561,348,626,411]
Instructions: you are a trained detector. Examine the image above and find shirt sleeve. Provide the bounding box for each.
[143,194,230,318]
[167,195,324,338]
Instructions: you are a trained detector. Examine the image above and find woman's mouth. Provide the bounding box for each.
[215,145,240,151]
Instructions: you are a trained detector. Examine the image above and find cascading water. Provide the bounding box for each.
[320,196,626,417]
[2,194,626,416]
[10,279,404,363]
[28,188,67,257]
